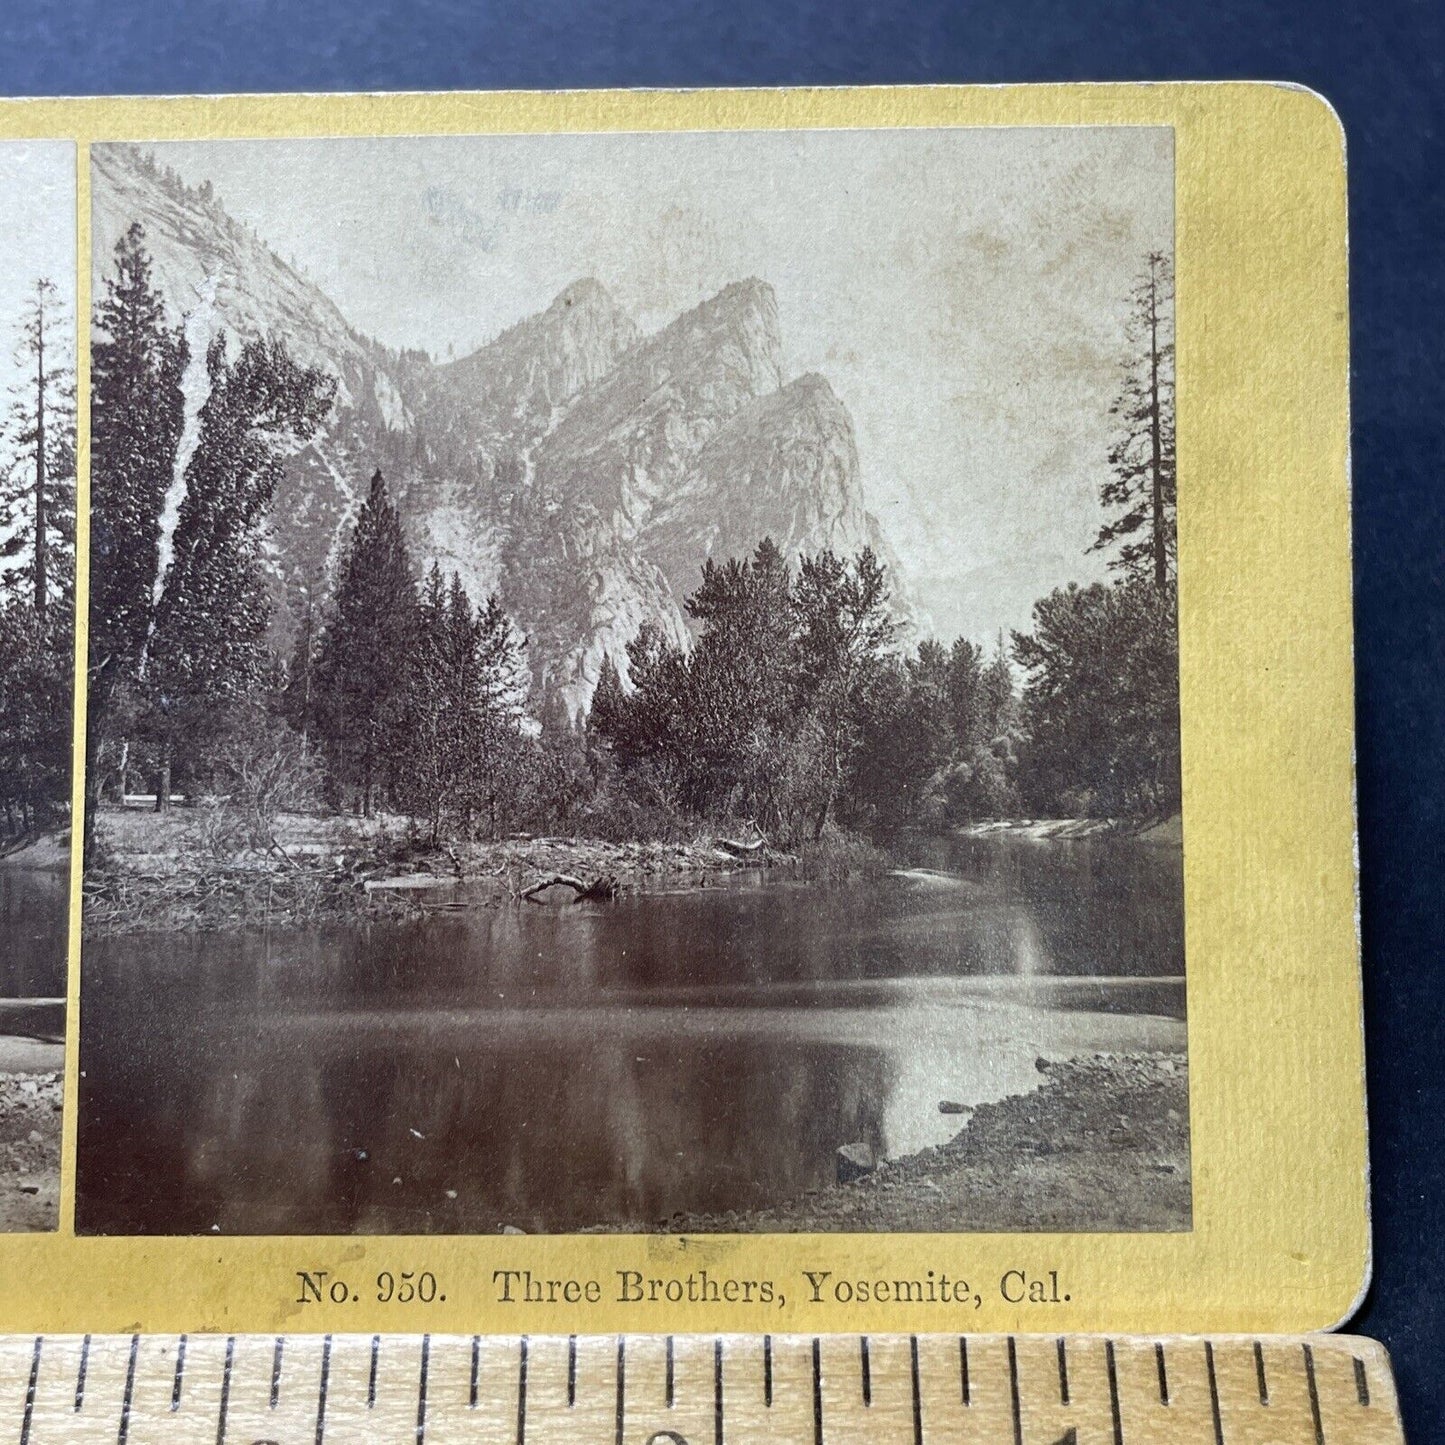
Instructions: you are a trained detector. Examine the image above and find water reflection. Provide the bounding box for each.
[77,833,1186,1235]
[0,866,68,998]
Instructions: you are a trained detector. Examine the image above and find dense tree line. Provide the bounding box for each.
[592,251,1180,833]
[589,542,1023,842]
[293,470,538,841]
[84,226,1179,860]
[0,278,75,838]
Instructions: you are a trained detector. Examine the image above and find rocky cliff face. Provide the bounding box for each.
[643,372,907,609]
[430,277,639,455]
[92,145,428,643]
[531,278,784,537]
[92,146,917,715]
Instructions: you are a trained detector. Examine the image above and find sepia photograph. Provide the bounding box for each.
[0,139,75,1233]
[75,127,1186,1237]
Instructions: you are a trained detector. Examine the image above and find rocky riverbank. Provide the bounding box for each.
[0,1063,62,1232]
[81,806,816,937]
[650,1052,1191,1234]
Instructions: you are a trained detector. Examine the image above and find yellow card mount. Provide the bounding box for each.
[0,75,1373,1444]
[0,1332,1403,1443]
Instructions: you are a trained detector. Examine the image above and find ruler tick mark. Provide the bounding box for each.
[19,1336,40,1445]
[417,1333,430,1445]
[314,1334,332,1445]
[615,1336,625,1445]
[117,1334,139,1445]
[910,1335,923,1445]
[1205,1341,1224,1445]
[270,1335,284,1408]
[171,1333,187,1411]
[515,1336,529,1445]
[812,1338,823,1445]
[214,1336,234,1445]
[1304,1344,1325,1445]
[1354,1356,1371,1407]
[1007,1337,1022,1445]
[74,1332,91,1411]
[1106,1341,1122,1445]
[12,1329,1390,1445]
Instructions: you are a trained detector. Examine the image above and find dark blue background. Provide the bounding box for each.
[2,0,1440,1433]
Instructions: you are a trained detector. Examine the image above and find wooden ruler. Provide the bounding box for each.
[0,1333,1403,1444]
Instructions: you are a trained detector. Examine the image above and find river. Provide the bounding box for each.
[0,864,68,999]
[75,830,1186,1235]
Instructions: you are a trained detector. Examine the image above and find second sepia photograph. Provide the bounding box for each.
[75,127,1187,1237]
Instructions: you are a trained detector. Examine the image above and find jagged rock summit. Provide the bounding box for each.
[644,370,905,609]
[435,277,639,452]
[90,145,917,715]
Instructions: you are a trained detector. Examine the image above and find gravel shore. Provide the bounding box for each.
[0,1067,62,1232]
[655,1052,1191,1234]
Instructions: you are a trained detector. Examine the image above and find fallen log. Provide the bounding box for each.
[520,873,619,903]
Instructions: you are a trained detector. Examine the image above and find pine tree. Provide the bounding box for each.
[468,589,529,838]
[980,632,1016,740]
[0,278,76,616]
[0,278,77,840]
[312,471,420,817]
[395,570,531,839]
[613,621,690,800]
[529,685,590,832]
[90,226,185,672]
[0,602,73,835]
[1093,251,1176,589]
[945,637,984,748]
[88,224,187,803]
[588,653,629,767]
[404,563,452,841]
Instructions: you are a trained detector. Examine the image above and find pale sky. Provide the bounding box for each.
[0,141,75,415]
[153,127,1172,643]
[0,142,75,590]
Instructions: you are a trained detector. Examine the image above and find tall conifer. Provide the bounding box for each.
[469,590,528,837]
[312,470,420,816]
[1,278,76,616]
[88,226,186,807]
[1093,251,1176,589]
